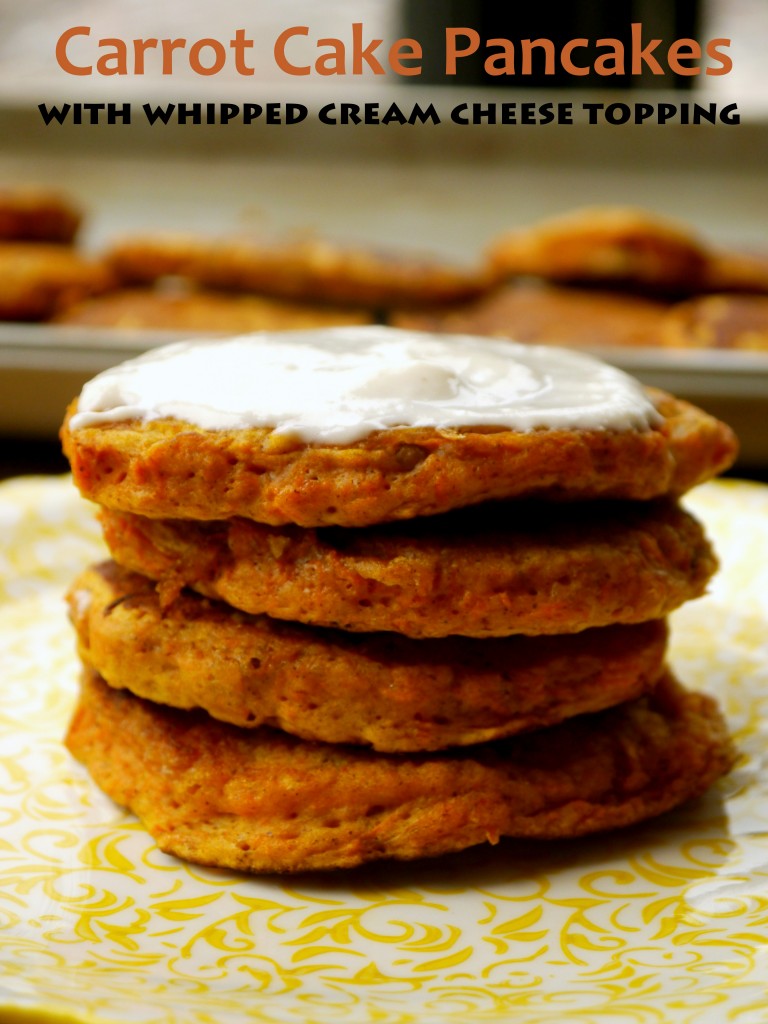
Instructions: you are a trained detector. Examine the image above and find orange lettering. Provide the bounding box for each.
[668,38,702,75]
[445,28,480,74]
[706,38,732,75]
[388,38,421,75]
[96,38,127,76]
[56,25,91,76]
[274,25,310,76]
[189,38,226,75]
[561,38,590,75]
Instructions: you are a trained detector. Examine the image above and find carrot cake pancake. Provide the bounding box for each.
[69,560,668,751]
[0,185,82,243]
[60,327,738,528]
[391,280,669,349]
[487,206,709,296]
[99,498,715,639]
[660,294,768,351]
[66,669,736,873]
[53,287,374,331]
[106,232,492,308]
[0,242,112,321]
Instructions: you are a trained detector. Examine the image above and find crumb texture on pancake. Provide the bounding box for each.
[98,500,716,638]
[60,387,737,528]
[105,232,492,308]
[53,287,374,331]
[68,561,668,751]
[65,670,736,873]
[0,243,112,321]
[0,186,82,243]
[487,206,710,296]
[660,294,768,351]
[390,281,670,349]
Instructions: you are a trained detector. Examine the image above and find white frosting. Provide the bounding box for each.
[68,326,660,443]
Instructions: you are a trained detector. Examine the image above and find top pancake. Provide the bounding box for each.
[62,383,736,528]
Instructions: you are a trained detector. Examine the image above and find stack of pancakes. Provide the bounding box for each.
[61,328,739,873]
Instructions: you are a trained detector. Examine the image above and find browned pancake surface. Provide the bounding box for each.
[61,387,737,528]
[487,206,709,296]
[66,669,736,873]
[69,560,668,751]
[391,280,669,348]
[99,500,716,638]
[0,242,111,320]
[0,186,82,243]
[106,232,492,308]
[53,287,373,331]
[661,294,768,351]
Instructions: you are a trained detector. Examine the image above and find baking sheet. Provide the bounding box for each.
[2,324,768,463]
[0,474,767,1024]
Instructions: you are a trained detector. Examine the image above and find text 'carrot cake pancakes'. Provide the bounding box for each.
[61,325,738,872]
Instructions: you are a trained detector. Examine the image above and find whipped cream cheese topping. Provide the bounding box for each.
[69,326,660,443]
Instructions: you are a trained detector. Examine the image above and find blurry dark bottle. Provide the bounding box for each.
[400,0,700,88]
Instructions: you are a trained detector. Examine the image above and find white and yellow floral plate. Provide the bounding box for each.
[1,475,767,1024]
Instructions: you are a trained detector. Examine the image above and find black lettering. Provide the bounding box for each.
[177,103,202,124]
[38,103,70,125]
[143,103,175,125]
[107,103,131,123]
[286,103,308,124]
[720,102,740,125]
[450,103,469,125]
[692,102,718,125]
[341,103,363,125]
[220,103,240,124]
[603,102,631,125]
[633,103,655,124]
[381,103,407,125]
[409,102,439,125]
[583,102,603,124]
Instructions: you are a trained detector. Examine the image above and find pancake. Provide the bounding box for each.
[703,246,768,294]
[99,499,716,639]
[487,206,709,296]
[0,242,112,321]
[105,231,209,284]
[66,669,736,873]
[0,186,82,243]
[660,294,768,351]
[390,280,669,348]
[53,287,374,331]
[69,560,668,751]
[106,231,492,308]
[61,385,737,529]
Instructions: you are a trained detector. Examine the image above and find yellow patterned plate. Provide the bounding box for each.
[1,476,767,1024]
